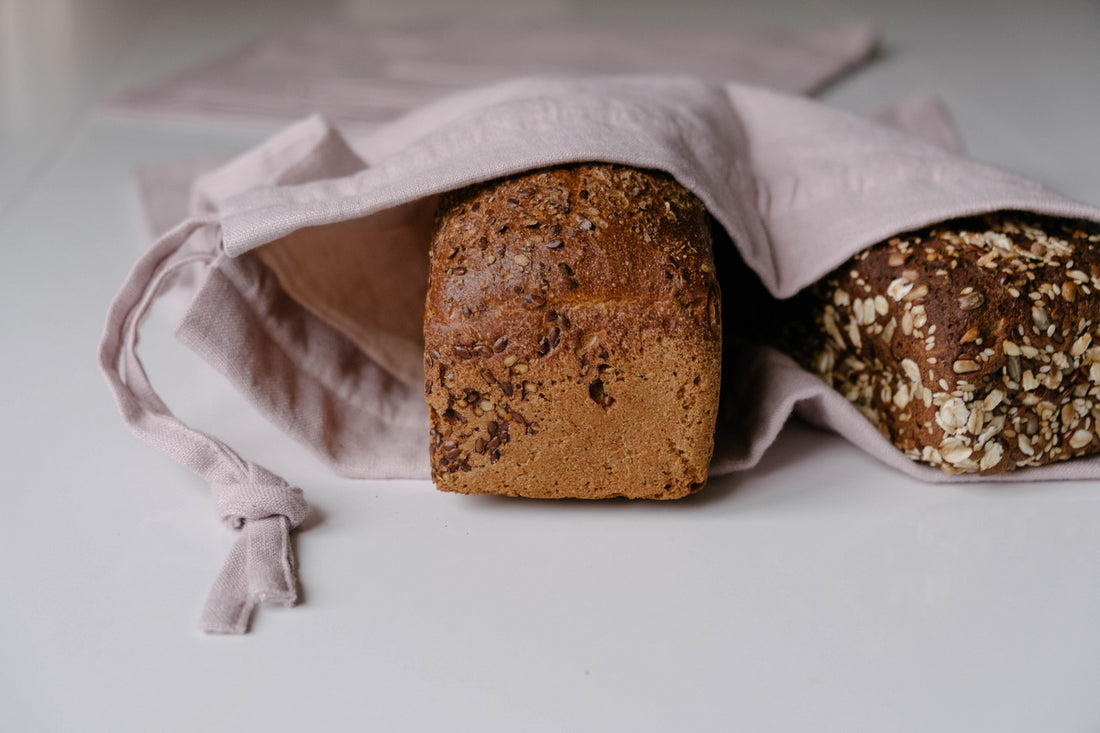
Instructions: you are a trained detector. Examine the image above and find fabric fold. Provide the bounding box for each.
[99,20,880,133]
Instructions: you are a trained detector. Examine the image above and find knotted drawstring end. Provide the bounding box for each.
[100,221,314,636]
[199,481,309,634]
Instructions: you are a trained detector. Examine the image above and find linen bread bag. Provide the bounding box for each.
[101,76,1100,634]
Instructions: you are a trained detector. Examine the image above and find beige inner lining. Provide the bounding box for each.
[256,196,439,387]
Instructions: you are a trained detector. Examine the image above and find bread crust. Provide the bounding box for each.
[786,213,1100,474]
[424,164,722,498]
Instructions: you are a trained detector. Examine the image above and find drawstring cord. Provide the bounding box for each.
[99,219,310,634]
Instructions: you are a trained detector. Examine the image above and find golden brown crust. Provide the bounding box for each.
[785,212,1100,474]
[423,163,722,498]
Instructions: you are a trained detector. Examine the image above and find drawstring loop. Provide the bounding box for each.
[99,219,310,634]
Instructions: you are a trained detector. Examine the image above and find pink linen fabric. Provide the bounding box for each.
[101,45,1100,637]
[127,20,881,238]
[100,21,879,133]
[166,76,1100,487]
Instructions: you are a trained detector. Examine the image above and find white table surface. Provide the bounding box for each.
[3,0,1100,730]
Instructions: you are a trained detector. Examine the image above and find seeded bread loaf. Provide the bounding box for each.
[780,213,1100,474]
[423,163,722,499]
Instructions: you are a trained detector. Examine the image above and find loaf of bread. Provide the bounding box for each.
[423,163,722,499]
[779,212,1100,474]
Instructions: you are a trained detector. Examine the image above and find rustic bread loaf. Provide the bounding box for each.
[423,163,722,499]
[781,212,1100,474]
